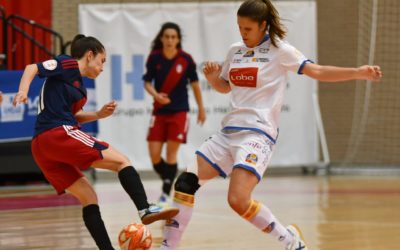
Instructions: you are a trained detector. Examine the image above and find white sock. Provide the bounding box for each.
[241,199,294,248]
[160,191,195,250]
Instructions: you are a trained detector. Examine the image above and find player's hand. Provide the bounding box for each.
[203,61,222,79]
[97,100,117,119]
[155,92,171,105]
[13,91,28,106]
[358,65,382,81]
[203,61,222,74]
[197,106,206,126]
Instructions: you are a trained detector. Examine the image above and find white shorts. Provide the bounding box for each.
[195,130,275,181]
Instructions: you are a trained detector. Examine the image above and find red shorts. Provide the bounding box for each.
[31,125,109,194]
[147,111,189,143]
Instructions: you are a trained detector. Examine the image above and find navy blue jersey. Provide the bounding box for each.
[143,49,198,114]
[34,54,87,137]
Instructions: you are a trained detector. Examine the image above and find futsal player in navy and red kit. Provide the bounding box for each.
[143,22,206,206]
[13,34,179,250]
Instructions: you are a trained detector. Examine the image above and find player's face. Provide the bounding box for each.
[161,28,180,50]
[87,51,106,79]
[237,16,267,48]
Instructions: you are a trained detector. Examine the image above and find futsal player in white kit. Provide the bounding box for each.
[160,1,383,249]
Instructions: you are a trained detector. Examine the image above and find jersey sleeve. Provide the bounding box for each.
[142,54,156,82]
[187,55,199,83]
[278,42,313,74]
[36,58,63,78]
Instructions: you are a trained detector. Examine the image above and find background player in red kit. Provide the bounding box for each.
[143,22,206,205]
[12,34,179,250]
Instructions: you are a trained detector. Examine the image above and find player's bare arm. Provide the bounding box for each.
[144,81,171,105]
[203,61,231,93]
[13,64,38,106]
[75,100,117,123]
[191,81,206,125]
[302,63,382,82]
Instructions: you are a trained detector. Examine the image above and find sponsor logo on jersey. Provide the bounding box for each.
[42,59,57,70]
[233,59,242,63]
[252,57,270,63]
[176,64,183,73]
[243,50,255,57]
[235,49,244,54]
[259,47,269,53]
[229,67,258,87]
[245,153,258,165]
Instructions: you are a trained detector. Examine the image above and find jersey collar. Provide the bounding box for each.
[257,34,270,46]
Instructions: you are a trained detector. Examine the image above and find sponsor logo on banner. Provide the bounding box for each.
[0,93,25,122]
[229,67,258,87]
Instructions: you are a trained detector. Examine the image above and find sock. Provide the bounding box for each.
[240,200,294,248]
[162,162,178,195]
[153,158,165,176]
[160,191,195,250]
[82,204,114,250]
[118,166,149,210]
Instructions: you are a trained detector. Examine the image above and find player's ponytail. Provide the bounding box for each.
[237,0,286,47]
[70,34,105,59]
[151,22,182,51]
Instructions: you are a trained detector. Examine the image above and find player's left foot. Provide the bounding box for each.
[286,224,308,250]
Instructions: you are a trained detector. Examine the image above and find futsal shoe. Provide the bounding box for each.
[157,193,171,208]
[286,224,308,250]
[139,204,179,225]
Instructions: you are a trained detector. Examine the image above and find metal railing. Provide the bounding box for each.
[0,5,67,70]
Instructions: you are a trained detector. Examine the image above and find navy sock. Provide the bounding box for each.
[118,166,149,210]
[82,204,114,250]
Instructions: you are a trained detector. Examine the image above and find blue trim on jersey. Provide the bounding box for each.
[297,59,314,75]
[233,164,261,181]
[222,126,276,144]
[257,34,270,46]
[195,150,227,178]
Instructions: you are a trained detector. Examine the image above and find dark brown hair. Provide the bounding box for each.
[151,22,182,51]
[70,34,105,59]
[237,0,286,47]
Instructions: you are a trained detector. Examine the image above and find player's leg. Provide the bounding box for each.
[91,145,179,224]
[159,140,180,199]
[67,177,114,250]
[228,131,307,250]
[160,155,219,250]
[160,111,189,200]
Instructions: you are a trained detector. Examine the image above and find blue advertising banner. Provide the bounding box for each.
[0,71,98,142]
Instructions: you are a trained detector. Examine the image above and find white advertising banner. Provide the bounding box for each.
[79,1,318,170]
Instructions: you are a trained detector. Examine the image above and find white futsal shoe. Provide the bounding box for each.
[286,224,308,250]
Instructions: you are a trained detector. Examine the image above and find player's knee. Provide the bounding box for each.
[227,193,248,215]
[174,172,200,195]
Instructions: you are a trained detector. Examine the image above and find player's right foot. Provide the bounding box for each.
[286,224,308,250]
[139,204,179,225]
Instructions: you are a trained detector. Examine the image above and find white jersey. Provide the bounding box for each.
[220,36,311,143]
